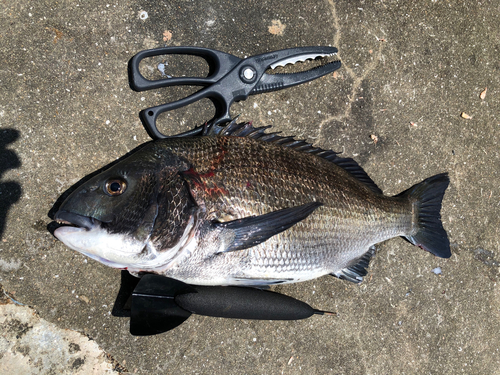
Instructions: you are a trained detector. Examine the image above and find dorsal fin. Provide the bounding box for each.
[203,119,382,194]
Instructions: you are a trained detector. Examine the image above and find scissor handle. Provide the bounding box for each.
[128,47,241,91]
[129,47,242,138]
[138,89,231,139]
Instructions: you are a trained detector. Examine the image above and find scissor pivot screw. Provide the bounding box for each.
[240,66,257,83]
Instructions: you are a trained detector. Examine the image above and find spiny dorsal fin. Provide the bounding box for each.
[205,119,382,195]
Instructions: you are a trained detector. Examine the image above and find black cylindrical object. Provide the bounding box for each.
[176,285,316,320]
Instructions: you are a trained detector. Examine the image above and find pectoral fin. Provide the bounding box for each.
[214,202,323,253]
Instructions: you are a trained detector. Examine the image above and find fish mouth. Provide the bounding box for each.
[54,211,99,230]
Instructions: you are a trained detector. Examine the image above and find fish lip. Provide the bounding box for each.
[54,211,99,230]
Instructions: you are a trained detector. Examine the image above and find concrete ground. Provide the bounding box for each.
[1,0,499,373]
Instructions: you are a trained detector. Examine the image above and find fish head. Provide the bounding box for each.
[53,143,196,271]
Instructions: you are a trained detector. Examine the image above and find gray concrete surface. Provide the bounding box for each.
[1,0,499,374]
[0,286,124,374]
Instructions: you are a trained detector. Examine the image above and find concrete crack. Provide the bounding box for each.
[320,0,386,144]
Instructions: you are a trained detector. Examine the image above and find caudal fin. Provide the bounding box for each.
[396,173,451,258]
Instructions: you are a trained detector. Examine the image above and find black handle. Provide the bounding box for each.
[128,46,240,91]
[138,89,229,139]
[129,47,241,138]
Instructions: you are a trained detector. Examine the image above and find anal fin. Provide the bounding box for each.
[332,246,376,284]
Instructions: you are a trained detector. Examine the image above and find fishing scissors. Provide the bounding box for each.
[128,46,341,139]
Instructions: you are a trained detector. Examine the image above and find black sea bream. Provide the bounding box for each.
[54,120,450,286]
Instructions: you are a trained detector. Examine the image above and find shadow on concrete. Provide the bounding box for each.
[0,129,22,240]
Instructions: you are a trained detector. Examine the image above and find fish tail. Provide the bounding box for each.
[397,173,451,258]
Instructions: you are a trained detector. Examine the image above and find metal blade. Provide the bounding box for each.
[270,53,337,69]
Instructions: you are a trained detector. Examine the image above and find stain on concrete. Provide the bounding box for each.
[268,20,286,36]
[0,298,125,374]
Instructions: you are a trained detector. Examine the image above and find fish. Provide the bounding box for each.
[53,120,451,286]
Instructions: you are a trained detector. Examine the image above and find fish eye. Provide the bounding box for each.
[105,178,127,196]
